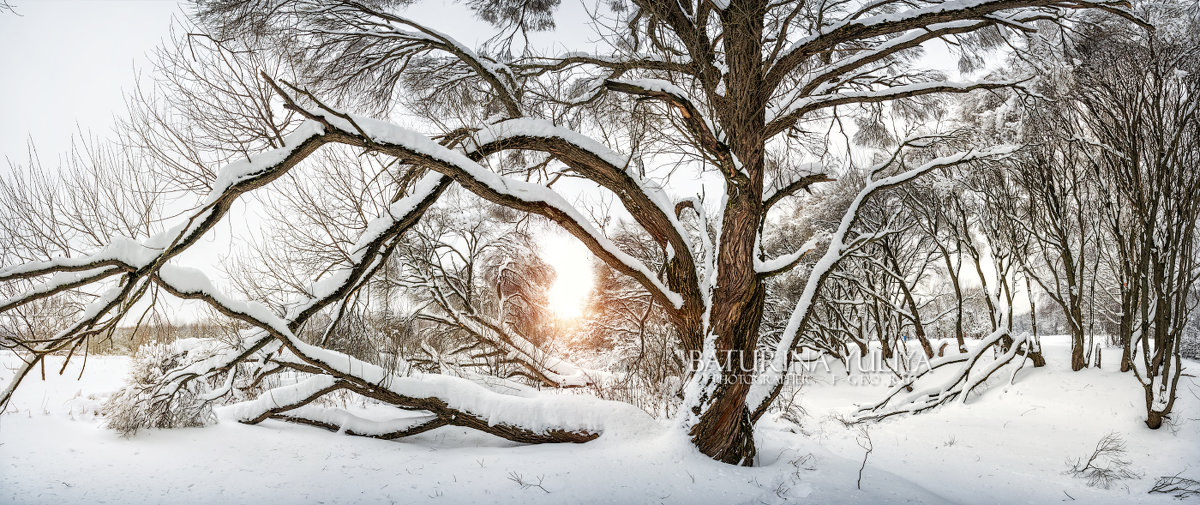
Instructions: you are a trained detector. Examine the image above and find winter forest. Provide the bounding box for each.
[1,0,1198,503]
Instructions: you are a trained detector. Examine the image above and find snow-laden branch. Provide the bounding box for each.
[256,327,652,442]
[603,78,730,164]
[786,18,1003,99]
[762,166,834,211]
[0,91,658,443]
[518,52,693,76]
[0,267,121,313]
[410,264,596,388]
[852,327,1040,422]
[148,233,649,443]
[270,405,448,439]
[152,172,452,399]
[274,88,690,311]
[465,117,698,277]
[766,80,1016,137]
[0,121,330,409]
[755,233,825,277]
[313,1,522,116]
[765,0,1145,96]
[746,145,1018,418]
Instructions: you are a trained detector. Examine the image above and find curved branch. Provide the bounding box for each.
[604,78,730,164]
[767,80,1017,138]
[271,406,449,439]
[765,0,1146,96]
[335,0,523,117]
[763,172,835,210]
[272,89,691,312]
[747,144,1019,419]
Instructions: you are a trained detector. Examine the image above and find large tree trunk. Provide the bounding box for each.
[687,0,767,465]
[689,185,765,466]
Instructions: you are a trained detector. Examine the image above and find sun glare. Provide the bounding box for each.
[543,236,595,321]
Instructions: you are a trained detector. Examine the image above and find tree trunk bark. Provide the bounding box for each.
[1069,315,1087,371]
[689,184,765,466]
[1119,295,1133,372]
[885,243,934,358]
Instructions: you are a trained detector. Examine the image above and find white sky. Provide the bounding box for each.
[0,0,608,159]
[0,0,183,162]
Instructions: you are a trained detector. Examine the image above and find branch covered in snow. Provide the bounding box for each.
[747,144,1019,418]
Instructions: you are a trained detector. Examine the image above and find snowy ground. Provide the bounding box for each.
[1,336,1197,504]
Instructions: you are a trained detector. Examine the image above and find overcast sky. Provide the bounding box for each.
[0,0,183,162]
[0,0,618,163]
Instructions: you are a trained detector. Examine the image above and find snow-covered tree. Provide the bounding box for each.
[0,0,1146,465]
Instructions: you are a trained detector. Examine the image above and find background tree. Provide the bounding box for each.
[1068,5,1200,428]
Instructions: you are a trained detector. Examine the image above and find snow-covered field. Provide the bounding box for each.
[2,336,1196,505]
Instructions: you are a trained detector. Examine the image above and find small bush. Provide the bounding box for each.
[1065,432,1140,489]
[102,340,217,436]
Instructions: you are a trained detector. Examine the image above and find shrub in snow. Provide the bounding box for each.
[1065,432,1140,489]
[315,309,381,364]
[102,340,217,436]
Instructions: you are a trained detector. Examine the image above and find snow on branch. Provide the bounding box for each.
[766,80,1016,137]
[301,0,522,116]
[755,234,825,278]
[0,236,159,280]
[150,173,452,401]
[412,265,596,388]
[746,144,1019,418]
[144,229,641,444]
[0,80,657,443]
[259,337,653,442]
[852,327,1040,422]
[271,406,449,439]
[785,17,1023,100]
[766,0,1146,95]
[603,78,730,164]
[464,117,701,294]
[0,121,330,409]
[269,79,690,311]
[762,166,835,210]
[0,267,122,313]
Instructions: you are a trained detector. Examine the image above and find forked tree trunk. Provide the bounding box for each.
[1070,327,1087,371]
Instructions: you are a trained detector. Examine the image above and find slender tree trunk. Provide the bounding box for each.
[1119,286,1134,372]
[1026,276,1046,367]
[947,248,967,352]
[1066,256,1087,371]
[885,243,934,358]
